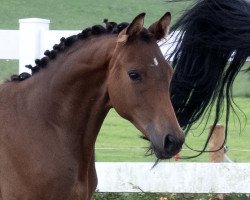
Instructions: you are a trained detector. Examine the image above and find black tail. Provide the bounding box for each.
[169,0,250,155]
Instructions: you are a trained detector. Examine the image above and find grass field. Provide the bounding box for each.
[1,0,194,30]
[96,97,250,162]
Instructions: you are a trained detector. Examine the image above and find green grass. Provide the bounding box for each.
[1,0,194,30]
[96,97,250,162]
[0,60,18,81]
[233,66,250,97]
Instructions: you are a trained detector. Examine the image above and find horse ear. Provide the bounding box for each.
[126,13,145,37]
[117,13,145,43]
[148,12,171,40]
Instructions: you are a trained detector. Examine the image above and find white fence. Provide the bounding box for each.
[0,18,250,194]
[96,162,250,193]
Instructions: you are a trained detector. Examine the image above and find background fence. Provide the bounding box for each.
[96,162,250,193]
[0,18,250,194]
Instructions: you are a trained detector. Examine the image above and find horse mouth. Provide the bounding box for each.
[141,135,182,159]
[152,145,181,160]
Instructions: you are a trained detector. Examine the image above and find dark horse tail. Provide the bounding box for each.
[169,0,250,157]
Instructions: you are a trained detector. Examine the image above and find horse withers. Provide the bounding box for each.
[0,13,184,200]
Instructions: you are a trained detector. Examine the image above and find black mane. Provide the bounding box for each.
[169,0,250,157]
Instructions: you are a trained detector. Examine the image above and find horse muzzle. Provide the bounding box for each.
[150,133,185,159]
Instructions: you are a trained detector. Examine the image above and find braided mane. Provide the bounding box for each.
[11,20,129,81]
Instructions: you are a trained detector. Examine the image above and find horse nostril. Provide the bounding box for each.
[164,134,176,151]
[164,134,183,156]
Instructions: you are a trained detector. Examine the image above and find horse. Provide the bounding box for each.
[169,0,250,157]
[0,13,184,200]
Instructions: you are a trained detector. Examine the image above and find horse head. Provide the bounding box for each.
[107,13,185,159]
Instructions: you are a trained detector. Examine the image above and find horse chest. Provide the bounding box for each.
[0,148,91,200]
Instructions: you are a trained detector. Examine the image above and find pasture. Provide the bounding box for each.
[97,97,250,162]
[1,0,194,29]
[0,0,250,199]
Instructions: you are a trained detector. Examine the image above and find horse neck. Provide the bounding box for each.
[25,35,117,144]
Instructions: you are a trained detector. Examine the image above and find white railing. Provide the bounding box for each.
[0,18,80,73]
[96,162,250,193]
[0,18,250,194]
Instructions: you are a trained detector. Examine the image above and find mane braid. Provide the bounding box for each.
[10,19,132,82]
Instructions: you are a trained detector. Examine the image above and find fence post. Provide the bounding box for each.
[209,124,225,162]
[19,18,50,74]
[209,124,226,200]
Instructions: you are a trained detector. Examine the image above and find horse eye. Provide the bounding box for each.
[128,70,141,81]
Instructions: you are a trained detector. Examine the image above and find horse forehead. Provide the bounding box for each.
[143,45,165,63]
[128,39,161,55]
[128,45,164,63]
[127,50,167,71]
[122,41,167,68]
[149,56,160,67]
[143,53,166,69]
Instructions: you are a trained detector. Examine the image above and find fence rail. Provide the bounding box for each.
[96,162,250,193]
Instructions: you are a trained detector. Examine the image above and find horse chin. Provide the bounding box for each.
[141,135,181,159]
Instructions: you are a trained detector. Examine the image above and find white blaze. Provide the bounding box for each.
[153,57,159,66]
